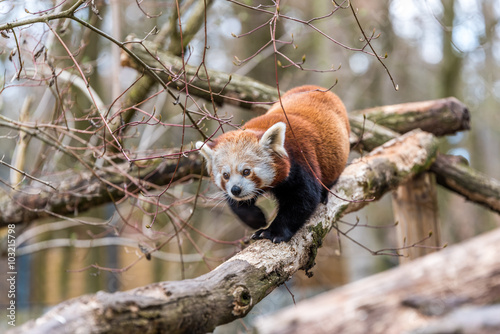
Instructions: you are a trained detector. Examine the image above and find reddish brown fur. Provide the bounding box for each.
[243,85,351,186]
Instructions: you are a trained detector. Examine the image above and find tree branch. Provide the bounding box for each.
[349,116,500,214]
[121,39,279,112]
[121,39,471,133]
[0,0,86,31]
[10,129,439,334]
[351,97,470,136]
[431,154,500,214]
[0,153,203,226]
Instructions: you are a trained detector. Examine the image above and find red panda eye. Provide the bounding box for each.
[223,172,230,180]
[242,169,251,176]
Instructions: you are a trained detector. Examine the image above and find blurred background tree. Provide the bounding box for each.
[0,0,499,331]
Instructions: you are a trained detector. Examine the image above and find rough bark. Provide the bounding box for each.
[10,129,439,334]
[254,227,500,334]
[349,114,401,151]
[349,117,500,214]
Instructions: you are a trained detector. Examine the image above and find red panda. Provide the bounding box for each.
[196,85,350,243]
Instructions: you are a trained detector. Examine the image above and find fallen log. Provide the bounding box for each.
[254,227,500,334]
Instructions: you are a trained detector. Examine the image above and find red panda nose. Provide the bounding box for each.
[231,185,242,196]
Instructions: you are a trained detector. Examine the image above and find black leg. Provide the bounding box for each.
[228,198,267,229]
[321,179,338,205]
[321,187,329,205]
[252,163,322,243]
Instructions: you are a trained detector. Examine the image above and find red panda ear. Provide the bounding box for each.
[259,122,288,158]
[196,141,213,173]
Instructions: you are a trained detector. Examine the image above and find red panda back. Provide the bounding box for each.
[245,85,350,186]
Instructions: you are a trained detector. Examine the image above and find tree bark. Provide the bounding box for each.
[349,118,500,215]
[9,129,439,334]
[254,227,500,334]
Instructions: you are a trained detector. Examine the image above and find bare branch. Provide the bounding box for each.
[1,94,490,225]
[0,0,87,31]
[121,39,279,112]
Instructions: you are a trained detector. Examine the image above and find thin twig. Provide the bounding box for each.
[0,157,56,190]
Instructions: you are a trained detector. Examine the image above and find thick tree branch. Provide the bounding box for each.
[10,130,439,334]
[254,227,500,334]
[349,116,500,214]
[351,97,470,136]
[431,154,500,214]
[121,40,280,112]
[0,153,203,226]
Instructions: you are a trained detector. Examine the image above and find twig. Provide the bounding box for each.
[349,2,398,90]
[0,157,56,190]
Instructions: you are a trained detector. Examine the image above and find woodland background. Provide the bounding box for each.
[0,0,499,332]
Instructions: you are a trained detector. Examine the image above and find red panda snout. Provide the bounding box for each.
[222,172,258,201]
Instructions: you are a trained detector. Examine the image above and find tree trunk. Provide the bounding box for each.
[392,172,441,263]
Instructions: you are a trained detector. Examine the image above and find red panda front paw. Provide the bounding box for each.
[251,228,293,243]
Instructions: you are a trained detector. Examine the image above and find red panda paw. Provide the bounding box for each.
[251,228,293,243]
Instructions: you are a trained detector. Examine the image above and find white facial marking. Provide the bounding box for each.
[253,166,274,186]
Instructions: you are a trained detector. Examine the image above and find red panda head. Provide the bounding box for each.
[196,122,289,201]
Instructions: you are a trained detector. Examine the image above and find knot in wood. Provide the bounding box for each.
[231,286,252,316]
